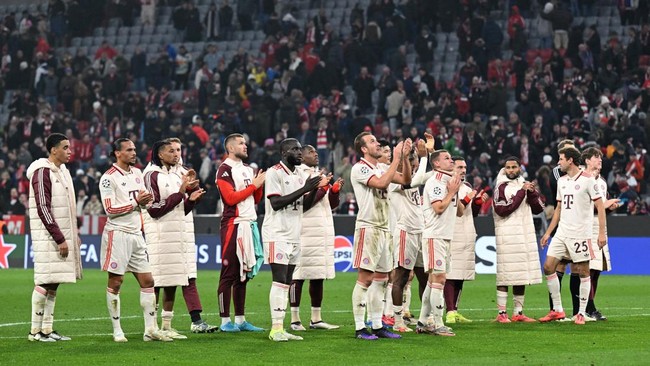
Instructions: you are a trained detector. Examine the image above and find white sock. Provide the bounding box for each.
[310,307,321,323]
[221,317,231,326]
[352,282,368,330]
[497,289,508,314]
[290,306,301,323]
[513,294,524,315]
[368,279,387,329]
[579,277,591,315]
[31,286,47,334]
[140,287,157,331]
[546,273,564,312]
[383,283,393,316]
[393,305,404,327]
[418,285,432,325]
[429,283,445,327]
[235,315,246,325]
[161,310,173,330]
[41,291,57,334]
[270,282,288,329]
[106,288,122,333]
[403,284,411,313]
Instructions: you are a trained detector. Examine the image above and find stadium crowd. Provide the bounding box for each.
[0,0,649,218]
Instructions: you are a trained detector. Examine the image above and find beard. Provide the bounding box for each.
[506,172,519,179]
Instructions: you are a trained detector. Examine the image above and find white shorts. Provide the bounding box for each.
[547,236,594,263]
[353,227,393,273]
[422,238,451,273]
[264,241,300,265]
[590,221,611,271]
[393,229,422,270]
[101,230,151,275]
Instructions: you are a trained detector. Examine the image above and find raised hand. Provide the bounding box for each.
[393,141,404,161]
[252,169,266,188]
[424,132,435,152]
[540,233,551,249]
[137,189,153,205]
[416,139,427,157]
[189,188,206,202]
[304,175,322,191]
[185,169,199,189]
[448,173,461,194]
[320,173,333,187]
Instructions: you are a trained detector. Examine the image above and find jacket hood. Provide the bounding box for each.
[27,158,66,179]
[495,167,526,186]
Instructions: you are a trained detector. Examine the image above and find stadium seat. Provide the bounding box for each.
[93,28,104,37]
[129,34,141,45]
[116,36,128,45]
[105,27,118,37]
[141,34,153,44]
[71,37,82,47]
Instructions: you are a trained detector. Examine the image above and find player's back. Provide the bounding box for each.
[100,164,145,234]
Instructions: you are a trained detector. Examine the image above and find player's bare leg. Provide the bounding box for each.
[381,271,395,326]
[391,267,412,332]
[159,286,186,339]
[402,270,416,324]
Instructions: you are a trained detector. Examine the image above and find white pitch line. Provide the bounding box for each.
[2,308,648,328]
[2,314,650,339]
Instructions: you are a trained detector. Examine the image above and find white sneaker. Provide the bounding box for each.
[190,320,218,333]
[161,328,188,339]
[584,314,597,322]
[309,321,340,330]
[282,330,304,341]
[268,329,288,342]
[113,331,128,343]
[290,322,306,331]
[46,331,71,341]
[143,328,174,342]
[28,332,56,342]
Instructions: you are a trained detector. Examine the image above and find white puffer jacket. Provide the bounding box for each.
[173,164,197,279]
[27,158,82,285]
[492,168,542,286]
[143,163,190,287]
[449,183,477,280]
[293,165,335,280]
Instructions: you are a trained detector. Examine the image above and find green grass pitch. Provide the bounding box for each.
[1,269,649,365]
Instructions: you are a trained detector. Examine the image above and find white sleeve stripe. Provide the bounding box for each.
[38,168,54,224]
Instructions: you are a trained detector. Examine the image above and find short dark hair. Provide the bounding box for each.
[224,133,244,150]
[280,138,299,154]
[581,147,603,162]
[111,137,132,158]
[45,133,68,153]
[452,156,465,162]
[504,156,521,165]
[559,146,581,165]
[378,139,391,148]
[150,139,173,167]
[302,145,316,153]
[354,132,372,155]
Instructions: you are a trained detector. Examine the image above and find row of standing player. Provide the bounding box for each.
[25,133,615,343]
